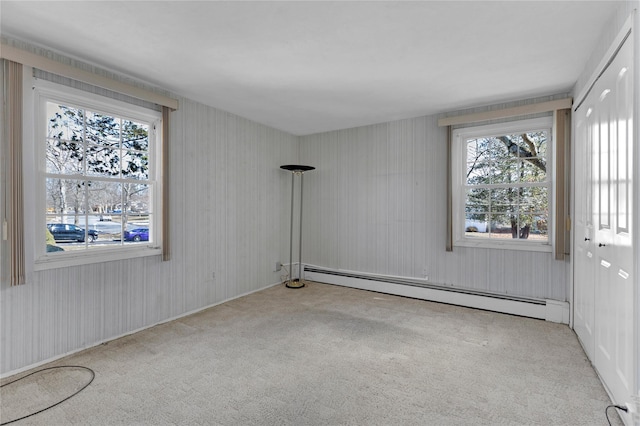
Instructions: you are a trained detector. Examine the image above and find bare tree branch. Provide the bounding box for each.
[496,136,546,172]
[522,133,537,156]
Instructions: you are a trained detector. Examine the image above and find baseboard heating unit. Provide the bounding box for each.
[303,266,569,324]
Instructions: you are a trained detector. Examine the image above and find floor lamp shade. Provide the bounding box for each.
[280,165,315,288]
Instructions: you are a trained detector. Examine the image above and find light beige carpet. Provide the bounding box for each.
[1,281,621,425]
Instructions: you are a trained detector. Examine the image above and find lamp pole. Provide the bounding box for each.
[280,165,315,288]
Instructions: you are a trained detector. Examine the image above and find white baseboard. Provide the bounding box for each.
[544,298,571,324]
[303,266,569,324]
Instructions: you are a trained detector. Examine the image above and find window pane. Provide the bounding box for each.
[490,188,517,211]
[45,179,65,214]
[522,131,548,158]
[132,185,150,214]
[465,213,488,236]
[491,137,511,162]
[122,120,149,151]
[466,138,493,185]
[519,186,548,213]
[512,134,530,158]
[123,183,150,212]
[86,111,120,145]
[46,138,84,175]
[122,151,149,180]
[119,184,151,241]
[519,161,547,183]
[47,103,84,142]
[491,159,518,184]
[466,160,491,185]
[465,188,489,212]
[124,213,151,244]
[87,181,122,218]
[514,214,532,239]
[95,222,123,244]
[85,215,102,243]
[488,214,513,238]
[86,145,120,177]
[531,214,549,239]
[466,138,487,162]
[512,214,548,240]
[87,182,124,243]
[46,178,87,217]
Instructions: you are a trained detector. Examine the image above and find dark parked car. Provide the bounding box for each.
[47,224,98,243]
[124,228,149,242]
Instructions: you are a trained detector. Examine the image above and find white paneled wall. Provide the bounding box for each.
[0,41,298,375]
[300,114,567,301]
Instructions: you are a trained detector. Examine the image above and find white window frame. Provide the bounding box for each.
[452,117,554,252]
[29,79,163,270]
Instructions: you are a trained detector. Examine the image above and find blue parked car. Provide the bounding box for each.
[124,228,149,242]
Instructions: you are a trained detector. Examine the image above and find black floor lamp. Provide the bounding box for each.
[280,164,315,288]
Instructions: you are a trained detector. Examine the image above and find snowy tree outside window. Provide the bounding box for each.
[454,117,552,250]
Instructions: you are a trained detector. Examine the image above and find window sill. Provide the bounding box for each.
[34,246,162,271]
[455,239,552,253]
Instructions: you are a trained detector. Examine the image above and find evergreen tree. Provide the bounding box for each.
[465,131,547,239]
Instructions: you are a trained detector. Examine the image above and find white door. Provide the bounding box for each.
[573,100,596,361]
[575,33,634,409]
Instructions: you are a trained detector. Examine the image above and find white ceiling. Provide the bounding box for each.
[1,1,620,135]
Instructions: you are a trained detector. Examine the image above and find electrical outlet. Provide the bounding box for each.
[422,268,428,279]
[275,261,282,272]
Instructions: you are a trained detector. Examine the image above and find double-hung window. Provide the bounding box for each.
[452,117,553,251]
[34,81,163,268]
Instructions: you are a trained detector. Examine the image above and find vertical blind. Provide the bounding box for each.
[6,60,25,285]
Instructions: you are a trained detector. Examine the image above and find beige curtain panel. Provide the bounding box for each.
[554,108,571,260]
[162,106,171,262]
